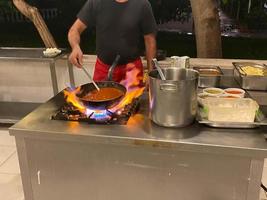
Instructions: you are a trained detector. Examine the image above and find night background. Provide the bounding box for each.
[1,0,267,59]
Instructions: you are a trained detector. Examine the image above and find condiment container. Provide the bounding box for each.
[203,98,259,123]
[233,62,267,91]
[193,66,223,88]
[224,88,245,98]
[203,87,224,97]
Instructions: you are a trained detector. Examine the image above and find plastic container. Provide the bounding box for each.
[219,94,241,99]
[203,98,259,122]
[203,87,224,97]
[224,88,245,98]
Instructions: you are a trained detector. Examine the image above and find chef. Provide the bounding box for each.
[68,0,157,83]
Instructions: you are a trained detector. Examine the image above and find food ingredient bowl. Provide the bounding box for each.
[203,87,224,97]
[224,88,245,98]
[193,66,223,88]
[233,62,267,91]
[203,98,259,123]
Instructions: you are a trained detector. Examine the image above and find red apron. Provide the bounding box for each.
[93,57,143,83]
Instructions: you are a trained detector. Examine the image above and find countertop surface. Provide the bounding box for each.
[9,90,267,158]
[0,47,67,60]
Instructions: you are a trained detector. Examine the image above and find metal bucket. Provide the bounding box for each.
[149,67,199,127]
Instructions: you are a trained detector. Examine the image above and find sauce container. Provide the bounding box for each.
[224,88,245,98]
[203,87,224,97]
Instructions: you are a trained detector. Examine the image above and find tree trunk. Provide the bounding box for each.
[190,0,222,58]
[12,0,57,48]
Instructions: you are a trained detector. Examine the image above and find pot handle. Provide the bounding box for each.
[160,83,177,91]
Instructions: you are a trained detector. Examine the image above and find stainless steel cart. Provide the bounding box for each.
[0,47,74,123]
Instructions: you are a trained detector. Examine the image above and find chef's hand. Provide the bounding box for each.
[69,45,83,68]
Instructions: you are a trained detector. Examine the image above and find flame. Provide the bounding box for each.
[63,62,145,116]
[63,86,86,113]
[111,62,145,111]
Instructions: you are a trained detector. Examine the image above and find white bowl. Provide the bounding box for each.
[224,88,245,98]
[203,87,224,97]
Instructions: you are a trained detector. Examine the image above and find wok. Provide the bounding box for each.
[77,55,127,110]
[76,81,126,110]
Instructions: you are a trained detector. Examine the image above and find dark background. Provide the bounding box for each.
[1,0,267,59]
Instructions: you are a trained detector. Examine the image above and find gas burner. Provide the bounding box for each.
[51,98,140,125]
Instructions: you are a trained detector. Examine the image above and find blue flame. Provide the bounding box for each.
[86,109,110,120]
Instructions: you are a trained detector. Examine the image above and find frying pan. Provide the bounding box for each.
[77,55,127,110]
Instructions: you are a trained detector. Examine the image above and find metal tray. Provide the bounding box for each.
[233,62,267,91]
[193,66,223,88]
[197,106,267,128]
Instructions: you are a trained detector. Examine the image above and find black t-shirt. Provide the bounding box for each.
[77,0,157,65]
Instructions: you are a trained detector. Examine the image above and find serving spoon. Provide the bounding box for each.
[81,66,100,91]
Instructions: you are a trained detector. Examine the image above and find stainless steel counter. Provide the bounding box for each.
[0,47,73,95]
[9,90,267,200]
[9,91,267,158]
[9,65,267,200]
[0,47,66,61]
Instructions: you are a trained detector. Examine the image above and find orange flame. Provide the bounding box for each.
[63,86,86,113]
[111,63,145,111]
[64,62,145,113]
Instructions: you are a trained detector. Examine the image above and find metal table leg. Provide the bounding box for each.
[49,61,59,95]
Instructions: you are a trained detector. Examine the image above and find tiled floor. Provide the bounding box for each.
[0,126,267,200]
[0,127,24,200]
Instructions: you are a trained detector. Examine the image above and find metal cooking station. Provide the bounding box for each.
[0,47,75,123]
[0,47,74,95]
[9,66,267,199]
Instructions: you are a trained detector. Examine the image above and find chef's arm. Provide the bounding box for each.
[144,33,156,72]
[68,19,87,68]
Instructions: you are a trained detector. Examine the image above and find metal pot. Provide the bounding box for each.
[149,68,199,127]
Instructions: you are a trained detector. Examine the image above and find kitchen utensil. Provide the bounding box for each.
[77,55,127,110]
[107,55,121,81]
[149,67,199,127]
[81,66,100,91]
[76,81,126,110]
[152,58,166,80]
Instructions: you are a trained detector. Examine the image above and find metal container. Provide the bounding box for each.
[149,68,199,127]
[193,66,223,88]
[233,62,267,91]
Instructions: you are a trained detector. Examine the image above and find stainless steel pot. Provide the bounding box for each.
[149,67,199,127]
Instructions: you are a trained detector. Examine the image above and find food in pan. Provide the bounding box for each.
[81,87,124,101]
[241,65,266,76]
[193,67,222,76]
[197,69,221,76]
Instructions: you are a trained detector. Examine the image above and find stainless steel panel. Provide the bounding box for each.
[0,47,66,61]
[15,137,34,200]
[25,138,258,200]
[0,102,40,124]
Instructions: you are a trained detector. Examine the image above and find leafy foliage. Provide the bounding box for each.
[220,0,267,30]
[149,0,192,23]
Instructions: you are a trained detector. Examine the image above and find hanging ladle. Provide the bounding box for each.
[152,58,166,80]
